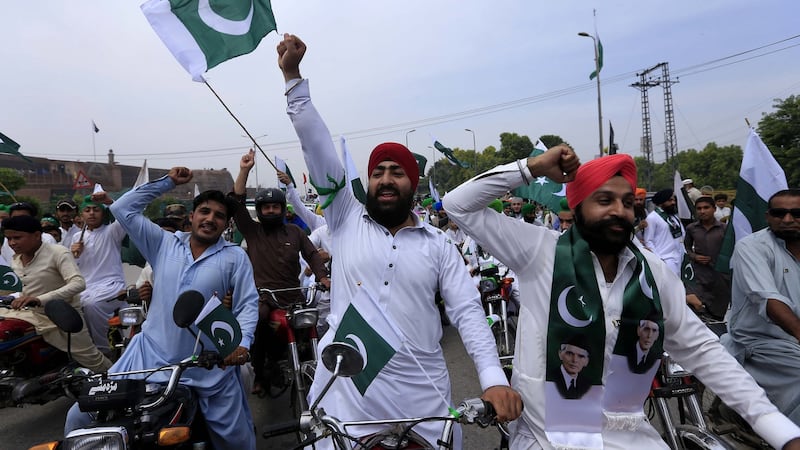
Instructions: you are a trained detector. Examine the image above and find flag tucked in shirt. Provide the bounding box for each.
[141,0,277,81]
[195,293,242,358]
[716,128,788,271]
[0,131,32,163]
[333,287,402,396]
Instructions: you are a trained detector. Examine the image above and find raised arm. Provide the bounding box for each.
[278,33,355,231]
[279,170,326,231]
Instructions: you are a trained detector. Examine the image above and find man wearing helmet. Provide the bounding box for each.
[231,150,330,395]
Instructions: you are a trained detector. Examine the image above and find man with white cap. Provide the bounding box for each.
[683,178,702,204]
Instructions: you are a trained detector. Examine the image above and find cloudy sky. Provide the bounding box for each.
[2,1,798,189]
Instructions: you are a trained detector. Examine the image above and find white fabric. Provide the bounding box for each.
[286,183,325,231]
[643,210,685,277]
[714,206,731,221]
[72,221,127,304]
[442,160,800,450]
[287,79,506,449]
[2,233,55,261]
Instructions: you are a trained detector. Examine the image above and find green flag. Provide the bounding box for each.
[333,288,402,395]
[275,156,296,187]
[433,140,469,168]
[0,132,32,163]
[412,153,428,177]
[0,265,23,293]
[195,293,242,358]
[513,141,565,212]
[589,37,603,80]
[715,128,787,272]
[340,137,367,204]
[141,0,277,81]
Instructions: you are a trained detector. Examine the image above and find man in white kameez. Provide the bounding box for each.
[723,189,800,425]
[443,150,800,450]
[277,34,521,449]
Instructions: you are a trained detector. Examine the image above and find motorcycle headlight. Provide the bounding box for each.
[63,426,128,450]
[290,308,319,329]
[479,278,498,293]
[119,306,145,326]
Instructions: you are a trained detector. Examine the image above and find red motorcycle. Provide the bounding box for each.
[0,296,87,407]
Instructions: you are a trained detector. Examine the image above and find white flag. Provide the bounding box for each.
[134,159,149,188]
[339,136,367,204]
[92,183,105,194]
[673,170,693,220]
[194,183,200,197]
[429,177,440,203]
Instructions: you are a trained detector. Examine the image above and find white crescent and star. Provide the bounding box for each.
[198,0,254,36]
[210,320,235,347]
[344,334,368,370]
[2,271,20,288]
[557,286,592,328]
[638,269,654,299]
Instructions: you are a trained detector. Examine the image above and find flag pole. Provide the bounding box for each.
[202,79,278,171]
[0,180,18,202]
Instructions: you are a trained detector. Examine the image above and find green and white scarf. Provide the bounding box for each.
[545,226,664,449]
[655,207,683,238]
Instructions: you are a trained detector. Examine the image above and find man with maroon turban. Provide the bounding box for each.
[276,34,521,449]
[444,150,800,450]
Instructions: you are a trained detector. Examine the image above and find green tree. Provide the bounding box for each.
[0,168,26,204]
[538,134,570,149]
[144,196,182,220]
[496,133,534,161]
[758,94,800,186]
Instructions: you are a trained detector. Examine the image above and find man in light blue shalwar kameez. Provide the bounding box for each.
[65,169,259,449]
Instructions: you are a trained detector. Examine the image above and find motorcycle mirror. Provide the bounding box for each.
[173,290,205,328]
[44,299,83,334]
[321,342,364,378]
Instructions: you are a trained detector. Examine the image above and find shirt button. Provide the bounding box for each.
[384,281,389,285]
[392,245,397,250]
[389,263,393,268]
[385,231,389,236]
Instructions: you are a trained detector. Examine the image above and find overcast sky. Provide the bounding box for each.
[2,1,798,190]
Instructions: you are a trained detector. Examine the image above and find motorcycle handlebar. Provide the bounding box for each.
[257,283,326,308]
[261,419,301,439]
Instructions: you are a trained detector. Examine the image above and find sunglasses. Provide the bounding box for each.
[768,208,800,219]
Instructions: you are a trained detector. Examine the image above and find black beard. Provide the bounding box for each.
[661,204,677,215]
[575,209,634,255]
[365,186,414,229]
[773,228,800,243]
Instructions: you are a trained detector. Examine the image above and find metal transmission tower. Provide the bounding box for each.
[630,62,679,189]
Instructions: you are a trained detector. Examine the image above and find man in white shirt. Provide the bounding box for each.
[644,189,686,277]
[55,199,80,245]
[65,194,127,355]
[277,33,520,449]
[444,150,800,450]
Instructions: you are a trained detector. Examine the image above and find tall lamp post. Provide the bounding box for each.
[578,32,603,157]
[404,129,416,148]
[465,128,477,174]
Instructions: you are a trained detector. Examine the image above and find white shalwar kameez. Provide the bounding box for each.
[286,79,507,449]
[443,161,800,450]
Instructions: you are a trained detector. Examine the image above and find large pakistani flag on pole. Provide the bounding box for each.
[333,287,403,396]
[716,128,788,272]
[513,140,566,212]
[340,136,367,204]
[673,170,694,221]
[141,0,277,81]
[0,131,32,163]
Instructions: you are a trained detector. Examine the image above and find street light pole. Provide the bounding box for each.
[465,128,477,175]
[578,32,603,157]
[405,129,416,148]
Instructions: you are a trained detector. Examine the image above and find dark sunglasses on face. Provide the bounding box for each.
[768,208,800,219]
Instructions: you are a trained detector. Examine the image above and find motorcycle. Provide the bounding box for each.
[263,342,508,449]
[29,290,230,450]
[107,286,147,361]
[0,296,87,407]
[478,264,516,360]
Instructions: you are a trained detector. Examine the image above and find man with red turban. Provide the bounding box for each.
[444,149,800,450]
[276,34,521,449]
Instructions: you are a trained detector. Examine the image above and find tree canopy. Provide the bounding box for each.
[758,94,800,187]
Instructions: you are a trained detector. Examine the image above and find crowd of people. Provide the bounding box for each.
[1,33,799,450]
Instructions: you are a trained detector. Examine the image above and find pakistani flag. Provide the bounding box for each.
[716,128,788,272]
[275,156,296,188]
[195,293,242,358]
[340,137,367,204]
[432,139,470,168]
[673,170,694,221]
[429,177,440,203]
[513,140,565,212]
[0,131,32,163]
[141,0,277,81]
[0,263,23,293]
[589,35,603,80]
[133,159,149,188]
[412,152,427,177]
[333,288,402,395]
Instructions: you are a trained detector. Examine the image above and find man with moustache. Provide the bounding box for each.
[66,170,259,449]
[277,34,520,449]
[644,189,686,277]
[684,196,730,318]
[723,189,800,425]
[444,151,800,449]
